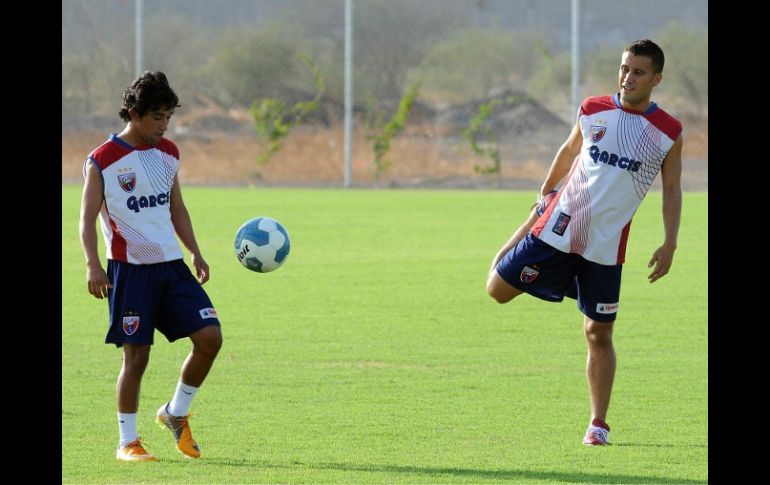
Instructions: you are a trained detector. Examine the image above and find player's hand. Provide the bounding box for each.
[647,243,676,283]
[191,253,210,285]
[86,265,113,299]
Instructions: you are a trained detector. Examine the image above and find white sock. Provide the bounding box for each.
[168,381,199,416]
[118,412,138,448]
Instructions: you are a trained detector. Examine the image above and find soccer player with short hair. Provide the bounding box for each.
[79,71,223,461]
[486,39,683,446]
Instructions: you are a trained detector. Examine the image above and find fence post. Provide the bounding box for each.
[344,0,354,188]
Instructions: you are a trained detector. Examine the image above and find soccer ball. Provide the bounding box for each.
[234,217,291,272]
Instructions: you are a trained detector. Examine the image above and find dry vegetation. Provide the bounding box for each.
[62,118,707,190]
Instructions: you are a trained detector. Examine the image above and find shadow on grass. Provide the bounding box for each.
[612,442,707,448]
[203,458,706,484]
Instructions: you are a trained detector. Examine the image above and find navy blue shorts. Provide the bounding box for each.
[495,233,622,322]
[105,259,220,347]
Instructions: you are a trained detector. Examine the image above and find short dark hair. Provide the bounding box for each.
[119,71,180,122]
[624,39,665,74]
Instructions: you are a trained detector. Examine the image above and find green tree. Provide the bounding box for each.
[418,29,544,101]
[294,0,463,106]
[207,28,298,107]
[141,14,215,99]
[584,44,622,96]
[653,21,708,116]
[62,0,133,117]
[526,42,572,118]
[583,24,708,118]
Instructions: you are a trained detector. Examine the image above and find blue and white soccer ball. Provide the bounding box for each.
[234,217,291,273]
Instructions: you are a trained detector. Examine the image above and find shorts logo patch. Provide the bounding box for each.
[122,312,140,335]
[520,265,540,284]
[199,307,218,319]
[596,302,619,314]
[552,212,571,236]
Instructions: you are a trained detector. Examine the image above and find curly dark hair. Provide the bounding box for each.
[118,71,180,122]
[623,39,665,74]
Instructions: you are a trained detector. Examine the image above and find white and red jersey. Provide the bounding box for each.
[85,134,183,264]
[532,94,682,265]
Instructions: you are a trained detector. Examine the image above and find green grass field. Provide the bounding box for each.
[62,186,707,484]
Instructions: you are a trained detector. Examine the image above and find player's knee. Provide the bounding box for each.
[487,279,517,304]
[201,335,222,358]
[584,320,613,346]
[192,326,223,358]
[488,289,514,304]
[122,345,151,372]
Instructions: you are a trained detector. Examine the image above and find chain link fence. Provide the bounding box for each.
[63,0,707,188]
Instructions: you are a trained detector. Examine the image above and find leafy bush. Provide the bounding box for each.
[365,82,421,177]
[250,54,325,164]
[463,93,528,187]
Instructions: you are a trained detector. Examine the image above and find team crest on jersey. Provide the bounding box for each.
[552,212,571,236]
[520,265,540,284]
[118,173,137,192]
[122,312,140,335]
[590,124,607,143]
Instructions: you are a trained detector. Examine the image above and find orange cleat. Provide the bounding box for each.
[156,403,201,458]
[116,438,158,462]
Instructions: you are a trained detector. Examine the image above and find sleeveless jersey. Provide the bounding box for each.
[85,134,183,264]
[532,94,682,265]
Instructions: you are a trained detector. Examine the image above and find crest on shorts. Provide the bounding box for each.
[520,265,540,284]
[122,312,140,335]
[118,173,136,192]
[590,125,607,143]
